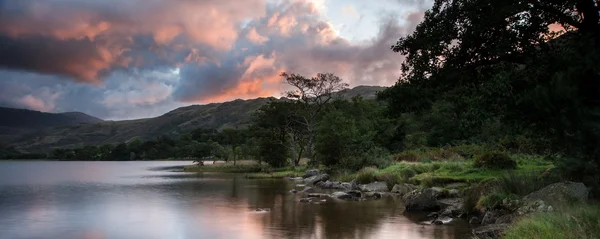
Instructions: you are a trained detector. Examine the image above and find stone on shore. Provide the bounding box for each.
[358,181,389,192]
[331,191,355,200]
[404,188,442,211]
[304,174,330,186]
[302,187,315,193]
[522,181,588,207]
[391,184,416,196]
[303,169,320,178]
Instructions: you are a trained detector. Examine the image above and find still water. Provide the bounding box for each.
[0,161,471,239]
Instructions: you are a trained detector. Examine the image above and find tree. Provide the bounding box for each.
[282,72,348,164]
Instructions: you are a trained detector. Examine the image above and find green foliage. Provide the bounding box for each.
[504,204,600,239]
[474,152,517,169]
[355,167,378,184]
[498,169,561,197]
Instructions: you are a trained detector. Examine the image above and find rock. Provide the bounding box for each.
[364,192,383,199]
[523,181,588,207]
[303,169,320,178]
[331,191,355,200]
[296,184,306,188]
[302,187,315,193]
[438,198,465,217]
[517,200,553,215]
[432,216,452,225]
[481,211,499,225]
[404,188,442,211]
[300,198,311,203]
[445,182,469,188]
[472,223,509,239]
[288,177,304,182]
[448,189,461,198]
[495,213,518,224]
[304,174,330,186]
[341,182,354,190]
[347,190,363,198]
[307,193,330,198]
[316,181,346,190]
[289,189,297,194]
[427,212,439,219]
[358,181,389,192]
[391,184,416,196]
[469,216,481,225]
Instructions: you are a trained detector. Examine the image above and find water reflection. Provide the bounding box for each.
[0,161,470,239]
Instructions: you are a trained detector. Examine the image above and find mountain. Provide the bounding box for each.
[7,85,386,152]
[0,107,103,128]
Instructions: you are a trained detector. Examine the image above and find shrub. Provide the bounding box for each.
[398,167,417,181]
[375,172,400,190]
[473,152,517,169]
[356,167,378,184]
[498,169,561,196]
[504,204,600,239]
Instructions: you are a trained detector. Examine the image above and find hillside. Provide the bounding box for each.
[9,86,386,152]
[0,107,103,128]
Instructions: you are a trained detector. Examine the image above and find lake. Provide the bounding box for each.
[0,161,471,239]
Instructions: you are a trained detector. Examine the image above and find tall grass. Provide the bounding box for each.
[355,167,378,184]
[497,169,561,196]
[504,204,600,239]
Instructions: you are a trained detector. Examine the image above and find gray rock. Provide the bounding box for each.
[427,212,439,219]
[302,187,315,193]
[517,200,553,215]
[495,213,518,224]
[391,184,416,196]
[523,181,588,207]
[331,191,355,200]
[481,211,499,225]
[300,198,311,203]
[469,216,481,225]
[341,182,354,190]
[303,169,320,178]
[304,174,330,186]
[288,177,304,182]
[432,216,453,225]
[347,190,363,198]
[472,223,509,239]
[359,181,389,192]
[404,188,442,211]
[289,189,297,194]
[307,193,330,198]
[448,189,461,198]
[296,184,306,188]
[316,181,346,190]
[364,192,384,199]
[438,198,465,217]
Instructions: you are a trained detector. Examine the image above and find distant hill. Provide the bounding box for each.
[0,107,103,128]
[7,85,386,152]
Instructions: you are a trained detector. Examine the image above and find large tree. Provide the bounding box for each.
[282,72,348,164]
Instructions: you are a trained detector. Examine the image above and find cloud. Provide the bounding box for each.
[0,0,428,119]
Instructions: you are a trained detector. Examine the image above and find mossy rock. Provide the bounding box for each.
[474,152,517,169]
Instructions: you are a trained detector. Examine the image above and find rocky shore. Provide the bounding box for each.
[286,169,590,238]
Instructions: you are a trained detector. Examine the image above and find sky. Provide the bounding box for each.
[0,0,432,120]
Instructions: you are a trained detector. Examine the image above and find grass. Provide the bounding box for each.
[183,161,266,173]
[503,204,600,239]
[245,170,304,179]
[328,153,554,189]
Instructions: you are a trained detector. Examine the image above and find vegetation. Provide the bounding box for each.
[504,204,600,239]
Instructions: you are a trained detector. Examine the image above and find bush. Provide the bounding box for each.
[356,167,378,184]
[473,152,517,169]
[504,204,600,239]
[498,169,561,196]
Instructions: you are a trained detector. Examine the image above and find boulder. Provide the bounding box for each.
[307,193,330,198]
[517,199,553,215]
[304,174,330,186]
[331,191,356,200]
[523,181,588,207]
[432,216,453,225]
[391,184,416,196]
[448,189,461,198]
[302,187,315,193]
[288,177,304,182]
[289,189,297,194]
[481,210,500,225]
[341,182,354,190]
[358,181,389,192]
[316,181,346,190]
[347,190,363,198]
[296,184,306,188]
[472,223,509,239]
[404,188,442,211]
[303,169,320,178]
[364,192,384,199]
[438,198,465,218]
[469,216,481,225]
